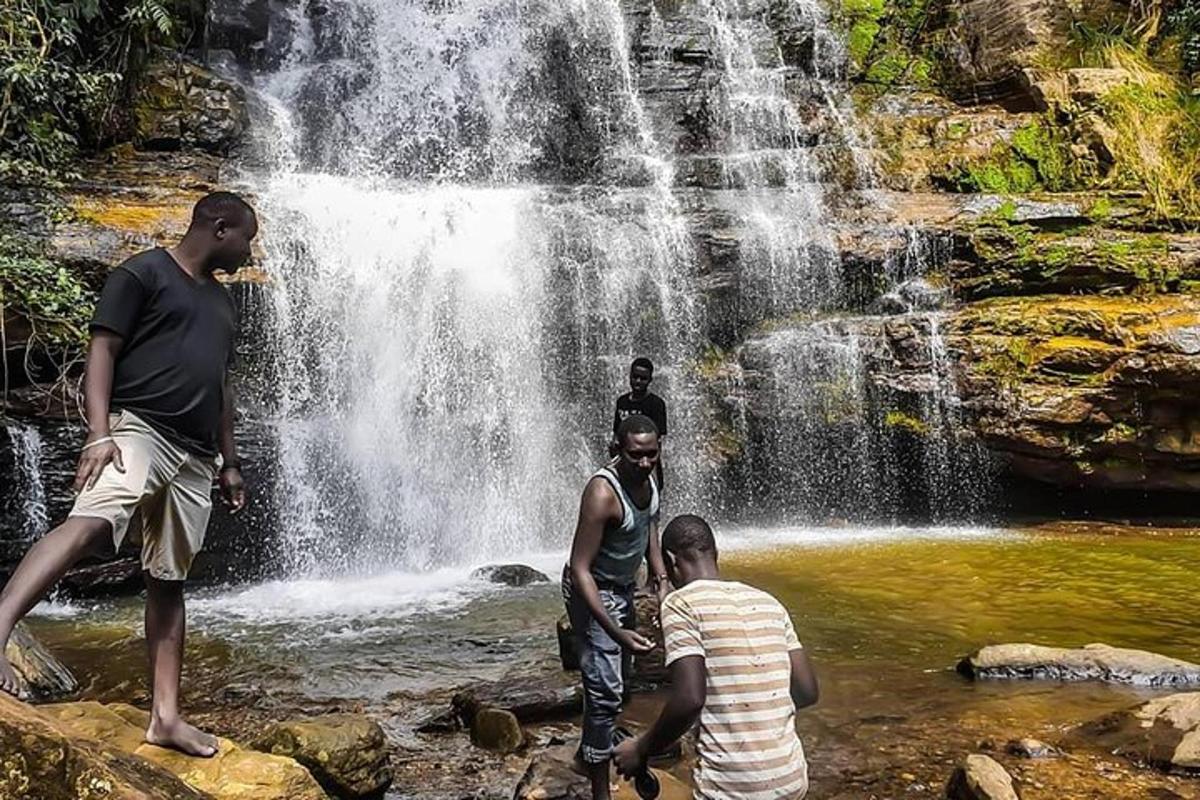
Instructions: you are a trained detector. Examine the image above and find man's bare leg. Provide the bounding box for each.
[0,516,112,696]
[588,760,611,800]
[142,575,218,757]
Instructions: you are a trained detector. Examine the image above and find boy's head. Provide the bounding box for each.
[187,191,258,274]
[662,514,718,586]
[629,357,654,395]
[614,414,659,483]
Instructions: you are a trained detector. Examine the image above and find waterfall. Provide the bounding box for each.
[224,0,987,575]
[4,422,48,539]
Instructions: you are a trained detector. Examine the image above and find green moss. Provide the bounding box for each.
[884,410,931,436]
[1089,196,1114,221]
[848,19,882,65]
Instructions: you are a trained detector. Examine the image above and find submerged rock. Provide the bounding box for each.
[469,706,524,754]
[40,702,326,800]
[1005,738,1061,759]
[0,692,210,799]
[1083,692,1200,773]
[958,643,1200,686]
[470,564,550,587]
[5,622,78,701]
[253,714,391,798]
[945,754,1019,800]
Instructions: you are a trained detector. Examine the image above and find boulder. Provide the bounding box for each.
[958,643,1200,686]
[470,564,549,587]
[1082,692,1200,773]
[133,61,248,154]
[5,622,78,702]
[513,744,690,800]
[1067,68,1132,106]
[469,707,523,754]
[252,714,391,799]
[1005,738,1060,759]
[945,754,1019,800]
[0,691,212,799]
[39,702,326,800]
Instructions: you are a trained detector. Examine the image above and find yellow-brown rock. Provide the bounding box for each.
[0,692,211,799]
[40,702,327,800]
[5,621,79,702]
[252,714,392,798]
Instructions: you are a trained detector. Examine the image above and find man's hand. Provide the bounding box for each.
[74,436,124,493]
[613,734,649,779]
[220,466,247,514]
[617,629,655,654]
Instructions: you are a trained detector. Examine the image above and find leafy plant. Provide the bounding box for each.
[0,235,95,350]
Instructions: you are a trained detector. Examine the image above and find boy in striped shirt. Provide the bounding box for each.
[613,515,819,799]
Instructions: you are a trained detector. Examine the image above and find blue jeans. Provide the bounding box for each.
[563,570,635,764]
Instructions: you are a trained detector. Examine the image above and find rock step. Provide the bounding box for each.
[958,643,1200,686]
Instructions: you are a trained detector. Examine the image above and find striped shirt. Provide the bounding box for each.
[661,580,808,800]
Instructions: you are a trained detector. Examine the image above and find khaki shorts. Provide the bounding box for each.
[69,410,219,581]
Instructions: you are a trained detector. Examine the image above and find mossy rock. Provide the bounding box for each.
[469,707,523,754]
[253,714,391,799]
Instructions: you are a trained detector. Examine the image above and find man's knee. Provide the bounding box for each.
[55,516,113,553]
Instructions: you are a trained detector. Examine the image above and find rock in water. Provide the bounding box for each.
[945,754,1019,800]
[39,702,326,799]
[958,643,1200,686]
[470,564,549,587]
[1005,738,1060,759]
[470,706,524,753]
[0,692,210,799]
[514,744,691,800]
[1083,692,1200,772]
[5,621,79,701]
[253,714,392,798]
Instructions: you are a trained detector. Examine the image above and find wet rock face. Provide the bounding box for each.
[471,563,550,587]
[133,60,249,154]
[252,714,392,799]
[958,643,1200,686]
[1083,692,1200,773]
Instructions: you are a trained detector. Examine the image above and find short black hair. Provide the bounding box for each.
[616,413,659,444]
[631,357,654,374]
[662,515,716,557]
[192,191,256,227]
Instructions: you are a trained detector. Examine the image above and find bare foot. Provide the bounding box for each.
[0,653,22,698]
[145,716,219,758]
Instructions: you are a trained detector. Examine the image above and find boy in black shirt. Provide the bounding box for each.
[611,357,667,489]
[0,192,256,758]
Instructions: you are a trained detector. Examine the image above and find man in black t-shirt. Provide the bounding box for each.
[0,192,257,759]
[611,357,667,489]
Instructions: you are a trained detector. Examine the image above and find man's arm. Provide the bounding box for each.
[218,377,246,513]
[613,655,705,777]
[568,481,652,653]
[789,648,819,709]
[74,331,125,492]
[645,519,668,603]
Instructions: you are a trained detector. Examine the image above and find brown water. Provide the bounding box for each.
[26,524,1200,798]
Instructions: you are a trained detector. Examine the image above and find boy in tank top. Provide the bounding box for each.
[564,414,669,800]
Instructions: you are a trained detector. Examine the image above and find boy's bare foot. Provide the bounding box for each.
[145,715,219,757]
[0,654,21,697]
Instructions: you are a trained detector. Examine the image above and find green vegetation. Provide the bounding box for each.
[0,0,200,183]
[883,410,930,436]
[837,0,939,90]
[951,119,1079,193]
[0,234,95,350]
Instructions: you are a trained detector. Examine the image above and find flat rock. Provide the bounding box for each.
[40,701,326,799]
[253,713,391,798]
[958,643,1200,686]
[5,621,79,701]
[514,744,690,800]
[0,691,212,799]
[470,564,550,587]
[1082,692,1200,772]
[945,754,1019,800]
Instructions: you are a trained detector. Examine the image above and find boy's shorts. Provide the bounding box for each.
[69,410,218,581]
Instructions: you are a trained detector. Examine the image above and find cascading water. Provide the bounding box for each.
[225,0,989,575]
[3,422,48,538]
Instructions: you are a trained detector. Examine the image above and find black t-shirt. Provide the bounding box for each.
[90,249,237,456]
[612,391,668,438]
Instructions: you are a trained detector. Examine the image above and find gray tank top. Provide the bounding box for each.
[590,463,660,587]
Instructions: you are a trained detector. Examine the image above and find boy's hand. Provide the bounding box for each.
[613,734,649,778]
[220,466,247,514]
[617,629,654,654]
[74,437,124,493]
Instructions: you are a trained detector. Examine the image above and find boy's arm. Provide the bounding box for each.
[788,648,819,708]
[614,655,705,776]
[569,481,653,653]
[74,331,124,492]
